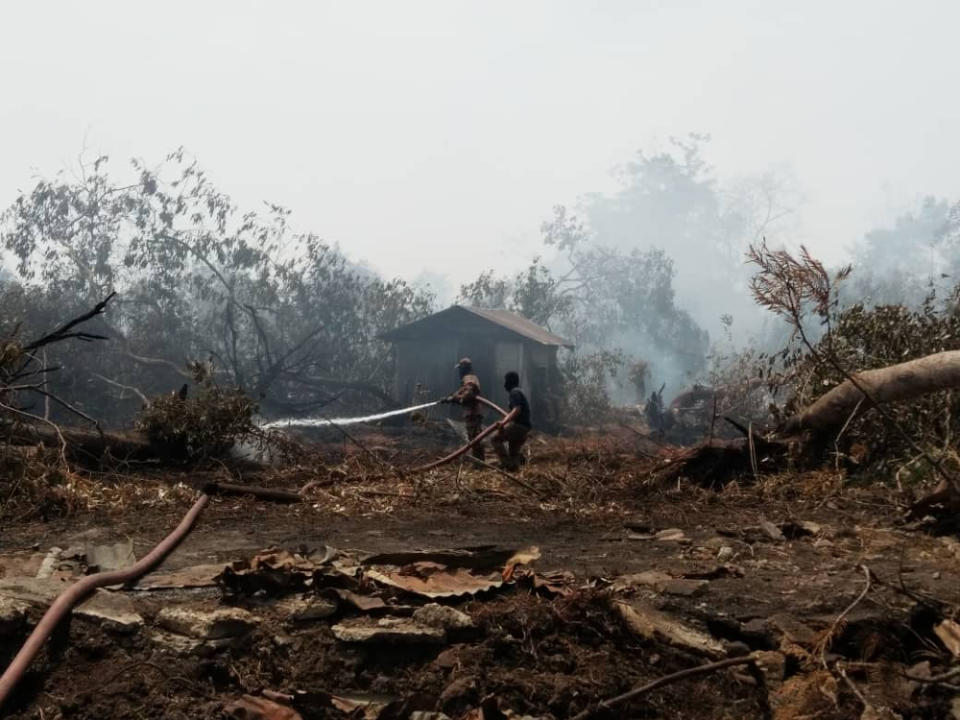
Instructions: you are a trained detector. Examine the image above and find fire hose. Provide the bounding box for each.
[476,395,509,418]
[411,406,519,473]
[0,493,210,711]
[0,396,514,709]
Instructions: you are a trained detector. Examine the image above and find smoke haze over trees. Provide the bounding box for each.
[848,197,960,308]
[457,135,800,402]
[0,2,957,426]
[4,135,960,426]
[0,152,433,426]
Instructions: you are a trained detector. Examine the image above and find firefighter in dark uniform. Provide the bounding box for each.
[492,371,531,471]
[446,357,485,460]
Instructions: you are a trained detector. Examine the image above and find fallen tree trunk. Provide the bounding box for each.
[782,350,960,435]
[655,429,794,489]
[663,350,960,479]
[660,351,960,527]
[3,422,159,461]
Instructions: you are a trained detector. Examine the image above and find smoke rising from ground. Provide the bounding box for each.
[2,2,960,417]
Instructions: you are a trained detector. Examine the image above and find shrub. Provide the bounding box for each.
[777,297,960,471]
[136,367,256,461]
[556,350,625,425]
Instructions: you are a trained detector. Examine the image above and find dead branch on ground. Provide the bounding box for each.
[569,655,758,720]
[816,564,872,667]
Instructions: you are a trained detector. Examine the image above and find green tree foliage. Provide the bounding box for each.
[769,295,960,475]
[135,364,256,461]
[1,151,434,425]
[745,239,960,473]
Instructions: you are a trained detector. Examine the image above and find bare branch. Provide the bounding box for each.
[92,373,149,405]
[0,401,68,463]
[23,292,117,352]
[570,655,758,720]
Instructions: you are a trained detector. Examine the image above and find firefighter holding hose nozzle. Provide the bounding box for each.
[443,357,485,460]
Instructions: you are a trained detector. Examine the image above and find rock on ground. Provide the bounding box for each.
[75,590,143,634]
[0,576,64,606]
[156,606,260,640]
[0,596,30,635]
[611,571,708,597]
[412,603,474,631]
[332,617,446,644]
[149,629,243,657]
[278,596,338,623]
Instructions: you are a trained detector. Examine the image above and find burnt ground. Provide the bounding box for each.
[2,429,960,719]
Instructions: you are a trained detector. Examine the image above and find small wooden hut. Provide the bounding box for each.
[381,306,573,425]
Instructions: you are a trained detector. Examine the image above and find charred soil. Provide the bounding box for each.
[2,429,960,719]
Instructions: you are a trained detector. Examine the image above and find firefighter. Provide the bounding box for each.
[445,357,485,460]
[492,371,531,471]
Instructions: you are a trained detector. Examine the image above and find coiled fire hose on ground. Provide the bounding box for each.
[0,493,210,712]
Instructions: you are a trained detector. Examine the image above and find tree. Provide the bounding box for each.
[1,150,434,425]
[460,204,709,413]
[849,197,956,307]
[581,134,797,342]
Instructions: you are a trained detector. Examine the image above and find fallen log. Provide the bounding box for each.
[3,422,159,461]
[200,480,302,503]
[655,428,794,489]
[782,350,960,435]
[659,351,960,526]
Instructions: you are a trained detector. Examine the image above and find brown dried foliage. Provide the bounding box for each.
[748,241,960,481]
[135,374,256,461]
[747,241,851,326]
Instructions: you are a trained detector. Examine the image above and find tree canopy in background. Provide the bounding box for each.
[458,135,799,406]
[0,150,434,426]
[848,197,960,307]
[6,140,960,429]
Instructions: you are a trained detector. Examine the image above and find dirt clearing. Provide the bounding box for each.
[3,428,960,720]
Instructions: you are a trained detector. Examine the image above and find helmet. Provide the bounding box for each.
[455,357,473,370]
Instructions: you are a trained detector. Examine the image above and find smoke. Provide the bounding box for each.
[533,136,802,401]
[579,137,800,344]
[412,270,455,308]
[847,197,958,307]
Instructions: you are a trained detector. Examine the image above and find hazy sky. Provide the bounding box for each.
[2,1,958,294]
